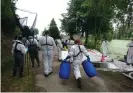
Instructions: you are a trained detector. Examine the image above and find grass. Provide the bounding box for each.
[1,56,36,92]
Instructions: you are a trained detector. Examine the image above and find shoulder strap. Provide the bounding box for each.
[79,45,82,53]
[15,42,22,51]
[41,35,53,46]
[73,45,82,57]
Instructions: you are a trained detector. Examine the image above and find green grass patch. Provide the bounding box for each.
[1,56,36,92]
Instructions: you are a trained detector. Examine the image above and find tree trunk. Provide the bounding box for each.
[85,31,89,46]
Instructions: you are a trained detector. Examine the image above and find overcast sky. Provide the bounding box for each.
[16,0,70,34]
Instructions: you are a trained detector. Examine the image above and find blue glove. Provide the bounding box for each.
[63,56,71,62]
[65,56,71,60]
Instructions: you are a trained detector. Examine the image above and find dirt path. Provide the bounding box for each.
[34,59,133,92]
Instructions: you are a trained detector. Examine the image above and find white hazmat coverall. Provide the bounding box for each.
[67,40,75,62]
[68,44,89,79]
[101,40,109,56]
[55,39,63,60]
[127,41,133,64]
[39,35,56,75]
[38,36,44,63]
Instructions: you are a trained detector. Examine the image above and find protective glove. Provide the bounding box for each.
[63,56,71,62]
[65,56,71,60]
[26,48,28,52]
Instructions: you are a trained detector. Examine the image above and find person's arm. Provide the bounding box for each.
[25,40,29,48]
[20,44,27,54]
[82,45,89,56]
[35,39,41,49]
[81,45,90,60]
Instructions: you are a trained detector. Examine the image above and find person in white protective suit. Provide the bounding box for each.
[65,39,90,89]
[101,39,109,57]
[39,31,56,77]
[12,36,27,77]
[55,37,63,61]
[126,38,133,66]
[67,36,75,63]
[25,36,41,67]
[67,36,75,50]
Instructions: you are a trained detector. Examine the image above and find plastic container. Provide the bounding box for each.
[59,60,71,79]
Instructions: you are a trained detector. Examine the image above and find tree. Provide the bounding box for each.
[42,28,49,36]
[22,26,32,38]
[61,0,114,47]
[49,18,60,39]
[112,0,133,39]
[1,0,17,34]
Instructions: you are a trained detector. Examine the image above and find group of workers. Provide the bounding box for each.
[11,31,133,89]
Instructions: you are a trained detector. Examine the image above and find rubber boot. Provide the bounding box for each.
[77,77,82,89]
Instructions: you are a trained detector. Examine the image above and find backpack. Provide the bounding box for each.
[28,39,38,52]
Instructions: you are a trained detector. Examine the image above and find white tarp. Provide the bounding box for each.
[113,60,133,72]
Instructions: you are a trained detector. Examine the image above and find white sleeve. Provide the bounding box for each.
[82,46,89,56]
[20,45,27,54]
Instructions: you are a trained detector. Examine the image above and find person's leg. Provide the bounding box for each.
[39,50,43,63]
[58,47,62,61]
[35,51,40,67]
[48,53,53,74]
[29,52,35,67]
[19,55,24,77]
[13,55,18,77]
[73,62,82,88]
[44,53,49,76]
